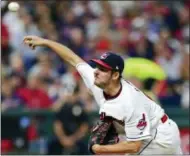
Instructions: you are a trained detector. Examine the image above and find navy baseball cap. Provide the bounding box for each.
[91,52,124,74]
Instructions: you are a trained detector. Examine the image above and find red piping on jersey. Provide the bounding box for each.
[161,114,168,123]
[103,83,122,100]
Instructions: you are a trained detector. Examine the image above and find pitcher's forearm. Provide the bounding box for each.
[44,39,84,66]
[92,141,142,154]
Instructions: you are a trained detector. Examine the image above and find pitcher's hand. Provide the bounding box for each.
[23,35,47,50]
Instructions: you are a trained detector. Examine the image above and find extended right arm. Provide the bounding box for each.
[23,36,99,97]
[23,36,85,67]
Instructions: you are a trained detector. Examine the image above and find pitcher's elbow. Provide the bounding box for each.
[128,141,142,154]
[134,145,141,153]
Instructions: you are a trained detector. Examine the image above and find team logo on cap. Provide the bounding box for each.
[100,53,109,59]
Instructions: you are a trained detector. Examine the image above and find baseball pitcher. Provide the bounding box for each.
[23,36,183,155]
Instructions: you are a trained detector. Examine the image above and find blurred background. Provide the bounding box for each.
[1,0,189,155]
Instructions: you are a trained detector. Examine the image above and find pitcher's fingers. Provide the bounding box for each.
[23,36,34,42]
[23,37,27,43]
[23,38,30,43]
[24,40,32,44]
[31,45,36,50]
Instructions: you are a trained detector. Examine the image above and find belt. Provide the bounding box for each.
[161,114,168,123]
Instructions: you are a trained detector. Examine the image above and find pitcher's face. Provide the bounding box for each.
[94,65,113,89]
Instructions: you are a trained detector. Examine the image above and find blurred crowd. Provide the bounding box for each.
[1,1,189,154]
[1,1,189,111]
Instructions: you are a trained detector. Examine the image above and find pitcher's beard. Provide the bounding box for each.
[94,80,105,89]
[94,78,111,89]
[94,74,112,89]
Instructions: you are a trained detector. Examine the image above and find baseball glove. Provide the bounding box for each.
[88,118,119,154]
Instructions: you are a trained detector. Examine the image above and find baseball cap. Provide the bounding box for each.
[91,52,124,74]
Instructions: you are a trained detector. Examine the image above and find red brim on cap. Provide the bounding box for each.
[91,59,113,70]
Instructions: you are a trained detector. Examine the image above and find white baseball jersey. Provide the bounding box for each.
[76,62,182,155]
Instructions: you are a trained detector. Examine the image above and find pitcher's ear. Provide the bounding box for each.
[112,71,120,80]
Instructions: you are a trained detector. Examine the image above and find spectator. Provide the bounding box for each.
[9,52,26,76]
[16,72,52,109]
[154,41,183,81]
[29,52,58,81]
[66,27,88,58]
[1,76,24,112]
[47,85,89,155]
[60,64,78,94]
[127,36,155,60]
[7,51,26,90]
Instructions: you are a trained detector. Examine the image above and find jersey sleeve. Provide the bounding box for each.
[76,62,103,107]
[125,112,151,141]
[124,99,151,141]
[75,62,95,90]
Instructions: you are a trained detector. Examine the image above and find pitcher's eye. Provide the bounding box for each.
[97,66,109,72]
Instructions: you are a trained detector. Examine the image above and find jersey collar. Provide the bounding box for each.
[103,83,122,100]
